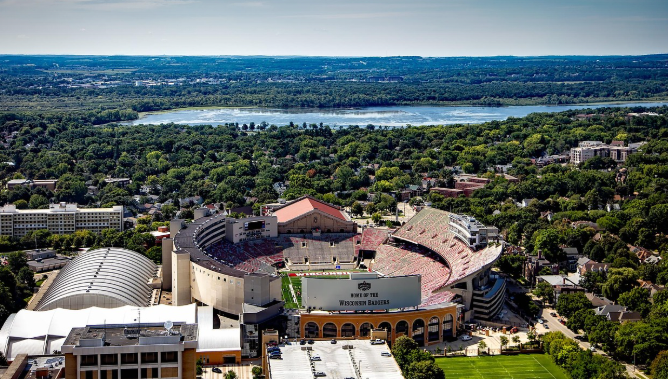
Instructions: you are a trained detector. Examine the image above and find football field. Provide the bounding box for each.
[435,354,568,379]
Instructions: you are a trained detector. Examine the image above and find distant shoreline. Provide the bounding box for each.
[137,99,668,118]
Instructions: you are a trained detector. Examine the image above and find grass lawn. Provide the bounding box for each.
[436,354,569,379]
[281,271,360,308]
[281,276,297,309]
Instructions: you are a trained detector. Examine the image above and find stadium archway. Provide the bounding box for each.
[412,319,425,346]
[305,322,319,338]
[428,317,440,342]
[396,320,409,338]
[341,323,355,337]
[360,322,373,337]
[378,322,392,342]
[323,323,338,338]
[443,314,454,338]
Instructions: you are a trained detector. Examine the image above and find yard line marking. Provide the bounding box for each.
[531,355,557,379]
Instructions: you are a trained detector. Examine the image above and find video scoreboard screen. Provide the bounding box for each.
[244,220,265,231]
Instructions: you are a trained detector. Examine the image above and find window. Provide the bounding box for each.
[141,352,158,364]
[83,371,99,379]
[120,369,138,379]
[120,353,138,365]
[101,370,118,379]
[301,242,307,248]
[161,351,178,363]
[101,354,118,365]
[140,368,159,378]
[81,354,98,367]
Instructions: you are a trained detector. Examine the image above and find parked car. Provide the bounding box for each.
[460,335,472,341]
[370,339,385,345]
[269,354,282,359]
[543,324,549,329]
[550,312,557,317]
[311,355,321,361]
[300,339,306,345]
[314,372,326,377]
[331,339,337,344]
[308,339,315,344]
[381,351,392,357]
[212,368,222,373]
[537,318,544,324]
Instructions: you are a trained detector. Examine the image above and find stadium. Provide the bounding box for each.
[167,195,505,352]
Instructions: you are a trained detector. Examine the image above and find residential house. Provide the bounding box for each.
[586,293,613,308]
[579,260,611,276]
[524,251,559,285]
[595,305,642,323]
[537,275,585,303]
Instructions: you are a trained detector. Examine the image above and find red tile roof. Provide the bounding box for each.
[273,197,347,223]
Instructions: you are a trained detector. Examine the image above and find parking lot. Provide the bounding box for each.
[268,340,403,379]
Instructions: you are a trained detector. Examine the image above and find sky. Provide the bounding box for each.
[0,0,667,56]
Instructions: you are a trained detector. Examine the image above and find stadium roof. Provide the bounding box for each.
[273,196,348,223]
[0,304,197,359]
[35,247,157,311]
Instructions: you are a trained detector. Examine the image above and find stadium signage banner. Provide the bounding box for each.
[303,276,421,311]
[289,271,352,277]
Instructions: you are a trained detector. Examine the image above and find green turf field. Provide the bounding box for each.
[280,272,355,308]
[435,354,568,379]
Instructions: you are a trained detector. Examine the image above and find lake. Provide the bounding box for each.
[127,102,668,127]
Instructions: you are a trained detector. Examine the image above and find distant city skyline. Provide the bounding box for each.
[1,0,667,56]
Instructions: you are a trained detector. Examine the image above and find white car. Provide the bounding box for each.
[381,351,392,357]
[311,356,321,361]
[460,335,472,341]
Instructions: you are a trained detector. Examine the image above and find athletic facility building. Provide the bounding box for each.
[166,197,504,350]
[35,247,160,311]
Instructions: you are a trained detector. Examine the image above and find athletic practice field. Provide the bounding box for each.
[435,354,568,379]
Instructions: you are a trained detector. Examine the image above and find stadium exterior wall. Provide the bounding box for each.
[300,305,458,346]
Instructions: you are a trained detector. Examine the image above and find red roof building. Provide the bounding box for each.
[271,196,356,234]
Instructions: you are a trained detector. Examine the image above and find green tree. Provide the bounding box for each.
[13,199,28,209]
[618,287,651,317]
[602,268,637,302]
[224,371,238,379]
[251,366,262,379]
[7,252,27,275]
[371,212,383,225]
[405,361,445,379]
[533,281,555,305]
[391,335,418,370]
[556,292,592,319]
[351,201,364,217]
[478,340,488,354]
[196,358,203,376]
[500,335,509,351]
[534,228,564,263]
[28,194,49,209]
[651,350,668,379]
[17,267,35,288]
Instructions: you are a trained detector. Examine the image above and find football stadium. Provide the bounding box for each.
[167,195,504,357]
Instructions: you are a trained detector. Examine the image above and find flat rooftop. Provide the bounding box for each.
[64,324,198,347]
[268,340,403,379]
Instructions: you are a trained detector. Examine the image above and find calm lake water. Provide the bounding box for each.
[127,102,668,127]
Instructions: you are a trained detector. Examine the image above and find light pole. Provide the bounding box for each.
[633,334,636,372]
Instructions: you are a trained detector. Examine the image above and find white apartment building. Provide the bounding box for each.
[569,140,644,165]
[0,202,123,237]
[448,213,499,248]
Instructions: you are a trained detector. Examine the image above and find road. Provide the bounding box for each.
[538,308,643,378]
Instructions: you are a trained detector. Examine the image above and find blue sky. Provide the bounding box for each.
[1,0,667,56]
